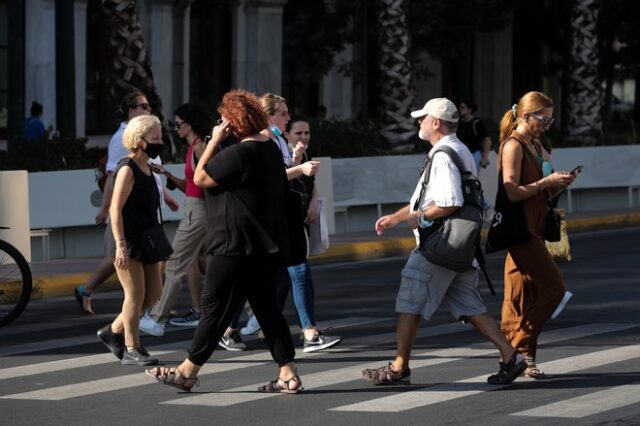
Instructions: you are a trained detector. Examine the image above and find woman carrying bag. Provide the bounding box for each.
[492,91,575,378]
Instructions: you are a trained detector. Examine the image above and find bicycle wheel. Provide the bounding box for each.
[0,240,33,326]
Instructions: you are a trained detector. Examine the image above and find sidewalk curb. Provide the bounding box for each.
[28,212,640,300]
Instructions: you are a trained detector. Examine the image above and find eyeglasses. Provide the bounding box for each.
[174,120,186,130]
[530,113,554,128]
[135,103,151,111]
[216,118,223,125]
[417,116,427,124]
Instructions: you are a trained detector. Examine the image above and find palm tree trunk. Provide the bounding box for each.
[566,0,602,146]
[101,0,176,155]
[376,0,415,148]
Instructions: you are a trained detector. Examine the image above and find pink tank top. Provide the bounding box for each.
[185,141,204,199]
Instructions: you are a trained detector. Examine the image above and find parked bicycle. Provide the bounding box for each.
[0,227,33,326]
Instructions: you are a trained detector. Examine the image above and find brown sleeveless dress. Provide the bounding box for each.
[499,132,566,359]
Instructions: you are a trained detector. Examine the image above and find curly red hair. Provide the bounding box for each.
[218,90,269,140]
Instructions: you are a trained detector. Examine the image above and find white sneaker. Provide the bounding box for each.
[240,315,261,336]
[139,315,165,337]
[551,291,573,320]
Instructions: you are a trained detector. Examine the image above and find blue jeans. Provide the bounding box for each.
[287,260,316,330]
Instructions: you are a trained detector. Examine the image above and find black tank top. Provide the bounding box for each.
[116,158,159,243]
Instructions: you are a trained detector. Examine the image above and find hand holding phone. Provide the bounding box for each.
[570,165,583,175]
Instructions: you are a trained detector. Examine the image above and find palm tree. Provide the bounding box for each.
[376,0,416,148]
[566,0,602,146]
[101,0,177,155]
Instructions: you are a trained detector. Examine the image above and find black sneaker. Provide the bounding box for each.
[487,351,527,385]
[121,347,159,366]
[302,332,342,353]
[218,330,247,351]
[97,324,125,360]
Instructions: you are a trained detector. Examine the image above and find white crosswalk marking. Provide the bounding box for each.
[0,316,390,357]
[161,323,638,408]
[330,344,640,412]
[511,383,640,418]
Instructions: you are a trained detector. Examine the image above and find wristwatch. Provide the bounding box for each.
[418,213,433,229]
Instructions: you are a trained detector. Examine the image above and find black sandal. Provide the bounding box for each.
[257,375,303,394]
[487,351,527,385]
[146,367,199,392]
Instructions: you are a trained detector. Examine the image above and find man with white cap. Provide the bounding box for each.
[362,98,527,386]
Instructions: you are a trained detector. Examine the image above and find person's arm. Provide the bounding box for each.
[194,121,231,188]
[501,139,574,202]
[375,204,418,236]
[163,188,180,212]
[110,166,134,271]
[96,171,115,224]
[480,136,492,167]
[305,186,319,224]
[286,160,319,180]
[290,142,306,167]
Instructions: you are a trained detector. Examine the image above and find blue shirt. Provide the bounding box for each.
[24,116,45,142]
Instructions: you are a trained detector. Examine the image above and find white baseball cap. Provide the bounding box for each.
[410,98,459,123]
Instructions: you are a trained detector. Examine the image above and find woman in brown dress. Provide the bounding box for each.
[497,91,575,378]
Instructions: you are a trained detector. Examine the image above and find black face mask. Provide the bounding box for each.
[142,142,163,159]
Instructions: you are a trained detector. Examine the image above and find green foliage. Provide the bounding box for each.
[307,118,392,158]
[0,138,107,172]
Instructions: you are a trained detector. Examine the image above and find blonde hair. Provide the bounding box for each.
[122,115,161,151]
[499,91,553,143]
[259,93,286,116]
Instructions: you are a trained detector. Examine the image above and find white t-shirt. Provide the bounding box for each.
[107,121,165,206]
[409,134,477,244]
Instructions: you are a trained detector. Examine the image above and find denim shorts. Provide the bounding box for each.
[396,249,487,321]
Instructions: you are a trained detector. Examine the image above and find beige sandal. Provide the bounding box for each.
[523,357,546,379]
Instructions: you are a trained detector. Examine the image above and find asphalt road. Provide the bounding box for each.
[1,227,639,426]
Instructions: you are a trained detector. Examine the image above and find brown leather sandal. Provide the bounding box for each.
[258,375,303,394]
[146,367,200,392]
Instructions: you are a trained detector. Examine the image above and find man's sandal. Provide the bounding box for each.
[362,363,411,385]
[257,375,303,394]
[523,357,546,379]
[146,367,200,392]
[487,351,527,385]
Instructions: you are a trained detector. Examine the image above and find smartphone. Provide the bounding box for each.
[570,165,584,175]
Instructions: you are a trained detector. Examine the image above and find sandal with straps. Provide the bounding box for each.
[146,367,200,392]
[522,357,546,379]
[258,375,303,394]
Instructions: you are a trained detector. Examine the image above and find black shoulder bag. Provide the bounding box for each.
[138,184,174,264]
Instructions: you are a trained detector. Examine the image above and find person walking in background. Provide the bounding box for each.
[97,114,167,366]
[458,99,493,213]
[74,92,178,315]
[147,89,301,393]
[284,118,341,352]
[138,103,213,334]
[24,101,47,142]
[362,98,527,386]
[239,94,320,339]
[496,91,575,378]
[457,100,493,170]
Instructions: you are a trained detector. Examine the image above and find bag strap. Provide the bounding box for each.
[413,145,467,212]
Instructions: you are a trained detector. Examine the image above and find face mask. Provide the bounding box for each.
[270,125,283,137]
[142,142,163,159]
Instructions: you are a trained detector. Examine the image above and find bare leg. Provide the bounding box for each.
[113,260,146,348]
[467,313,516,361]
[391,313,421,372]
[85,257,116,293]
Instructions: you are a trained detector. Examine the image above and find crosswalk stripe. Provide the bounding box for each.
[0,316,389,357]
[511,383,640,418]
[161,323,639,408]
[0,319,465,382]
[330,343,640,412]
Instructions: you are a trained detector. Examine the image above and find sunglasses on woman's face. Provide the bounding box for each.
[530,113,554,128]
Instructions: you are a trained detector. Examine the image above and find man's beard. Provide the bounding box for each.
[419,129,430,141]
